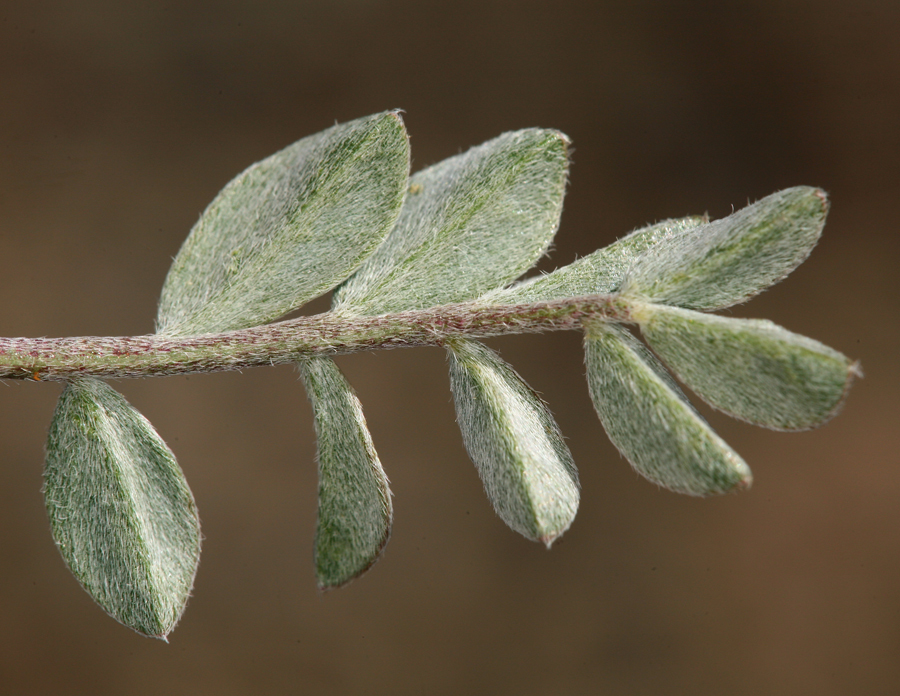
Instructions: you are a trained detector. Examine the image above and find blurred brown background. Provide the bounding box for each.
[0,2,896,694]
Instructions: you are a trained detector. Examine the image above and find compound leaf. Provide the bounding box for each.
[299,357,392,589]
[635,303,859,430]
[43,377,200,639]
[448,339,579,545]
[157,111,410,335]
[334,128,569,315]
[584,323,751,496]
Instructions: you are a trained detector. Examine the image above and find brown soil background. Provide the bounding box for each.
[0,2,897,694]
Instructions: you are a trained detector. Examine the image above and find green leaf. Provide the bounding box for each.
[447,339,579,545]
[298,357,392,589]
[485,216,705,304]
[634,303,859,431]
[334,128,570,315]
[157,111,410,335]
[584,323,751,496]
[622,187,829,310]
[43,377,200,639]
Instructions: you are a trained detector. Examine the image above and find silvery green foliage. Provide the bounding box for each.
[569,188,849,490]
[635,303,858,430]
[157,111,409,335]
[44,378,200,638]
[25,112,857,638]
[448,340,579,545]
[484,216,705,305]
[298,358,392,589]
[584,324,752,495]
[152,113,408,590]
[333,127,574,540]
[621,187,828,310]
[333,128,569,314]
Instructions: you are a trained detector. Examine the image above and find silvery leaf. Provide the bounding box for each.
[485,216,705,304]
[584,324,751,496]
[157,111,410,335]
[622,187,829,310]
[334,128,569,315]
[43,377,201,638]
[298,357,392,589]
[635,303,859,430]
[448,339,579,546]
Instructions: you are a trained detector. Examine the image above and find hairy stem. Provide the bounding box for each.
[0,295,628,381]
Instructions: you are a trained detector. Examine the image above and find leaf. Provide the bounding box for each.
[447,339,579,545]
[157,111,410,335]
[584,323,751,496]
[484,216,705,304]
[634,303,859,431]
[333,128,570,315]
[622,187,829,310]
[43,377,200,639]
[298,357,392,589]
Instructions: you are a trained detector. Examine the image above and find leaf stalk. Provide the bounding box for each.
[0,295,629,381]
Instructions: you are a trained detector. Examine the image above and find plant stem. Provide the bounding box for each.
[0,295,628,381]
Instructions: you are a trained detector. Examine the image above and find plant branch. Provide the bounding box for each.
[0,295,629,381]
